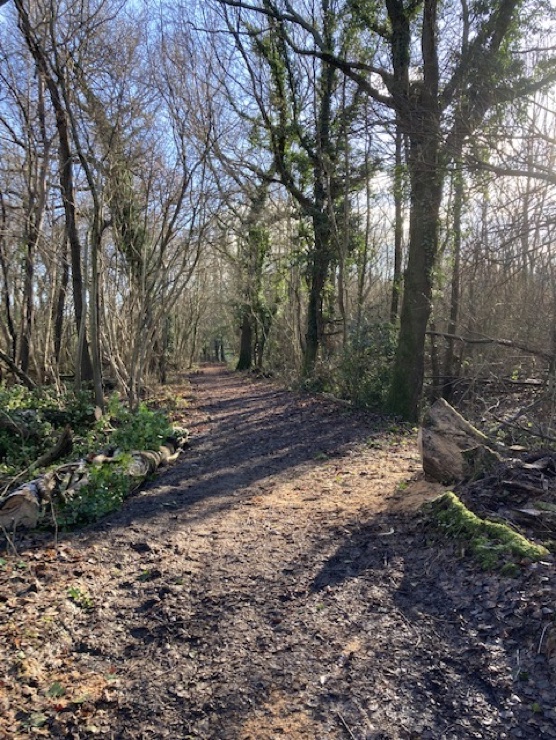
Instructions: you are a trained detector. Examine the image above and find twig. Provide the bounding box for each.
[425,331,553,362]
[512,649,522,681]
[51,500,59,547]
[538,623,551,655]
[502,480,545,495]
[1,468,29,499]
[336,711,357,740]
[494,395,546,431]
[492,416,556,445]
[1,524,18,555]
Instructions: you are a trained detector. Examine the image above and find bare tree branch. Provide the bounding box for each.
[0,348,37,389]
[426,331,554,362]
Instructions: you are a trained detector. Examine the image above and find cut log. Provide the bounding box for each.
[0,427,189,531]
[127,441,182,478]
[419,398,503,483]
[0,475,55,529]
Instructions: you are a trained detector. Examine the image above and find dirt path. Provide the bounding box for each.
[2,366,556,739]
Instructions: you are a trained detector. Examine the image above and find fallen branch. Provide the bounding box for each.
[32,425,73,470]
[336,711,357,740]
[492,416,556,445]
[425,331,553,362]
[0,348,37,389]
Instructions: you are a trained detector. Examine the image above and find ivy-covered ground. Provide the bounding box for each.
[0,384,183,529]
[1,366,556,739]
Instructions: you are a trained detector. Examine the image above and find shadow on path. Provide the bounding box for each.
[85,365,396,537]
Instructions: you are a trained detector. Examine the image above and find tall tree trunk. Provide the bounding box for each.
[304,207,331,376]
[19,71,49,376]
[386,0,442,421]
[387,138,443,420]
[89,219,104,409]
[442,163,463,401]
[53,238,69,364]
[0,191,17,359]
[19,232,34,374]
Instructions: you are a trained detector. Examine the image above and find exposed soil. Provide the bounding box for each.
[2,365,556,739]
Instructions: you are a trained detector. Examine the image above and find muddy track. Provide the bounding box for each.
[2,366,556,739]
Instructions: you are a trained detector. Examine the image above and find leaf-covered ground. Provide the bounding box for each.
[1,365,556,739]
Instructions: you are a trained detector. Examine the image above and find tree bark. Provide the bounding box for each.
[304,208,331,375]
[442,164,463,401]
[0,191,17,360]
[390,126,404,324]
[386,0,443,421]
[236,309,253,370]
[387,141,444,420]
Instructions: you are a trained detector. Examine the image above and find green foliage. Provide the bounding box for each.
[424,492,548,570]
[0,382,172,483]
[56,463,130,529]
[50,398,173,529]
[73,396,174,459]
[109,402,173,452]
[0,384,175,528]
[298,321,397,408]
[67,585,94,609]
[0,384,95,474]
[338,322,397,408]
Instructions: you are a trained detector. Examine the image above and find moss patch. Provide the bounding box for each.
[424,492,549,570]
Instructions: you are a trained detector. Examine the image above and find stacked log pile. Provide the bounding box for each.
[0,429,189,531]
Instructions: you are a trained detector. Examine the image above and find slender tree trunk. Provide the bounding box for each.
[337,255,347,347]
[429,319,441,401]
[442,163,463,401]
[390,127,404,324]
[89,219,104,409]
[0,191,17,359]
[304,207,331,376]
[356,136,373,336]
[14,0,94,383]
[19,232,34,374]
[19,71,49,376]
[53,239,69,364]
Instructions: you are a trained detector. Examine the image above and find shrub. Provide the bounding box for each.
[338,322,397,408]
[109,401,174,452]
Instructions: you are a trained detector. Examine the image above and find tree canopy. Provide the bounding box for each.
[0,0,555,425]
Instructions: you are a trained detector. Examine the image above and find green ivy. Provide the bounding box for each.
[109,402,173,452]
[1,384,176,528]
[56,463,131,529]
